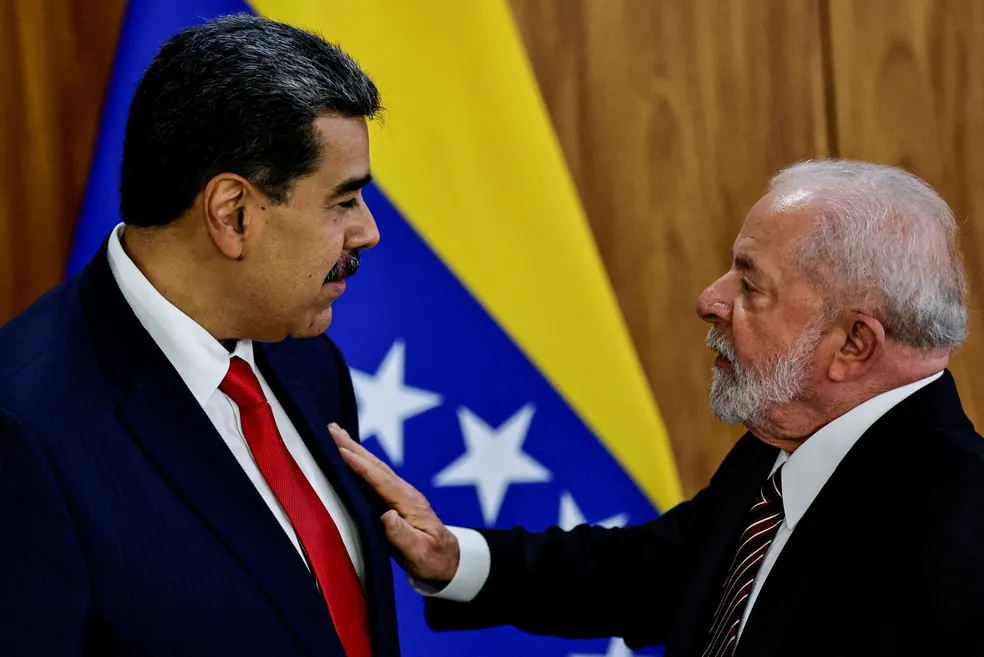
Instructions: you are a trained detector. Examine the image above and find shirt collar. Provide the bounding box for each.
[106,222,255,407]
[775,369,944,529]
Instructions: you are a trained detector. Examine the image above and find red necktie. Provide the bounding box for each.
[221,357,371,657]
[701,463,785,657]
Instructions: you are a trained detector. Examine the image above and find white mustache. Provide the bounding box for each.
[706,326,739,365]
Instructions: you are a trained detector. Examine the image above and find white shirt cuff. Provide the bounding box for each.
[406,526,490,602]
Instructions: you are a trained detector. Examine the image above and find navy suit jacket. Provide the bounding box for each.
[425,371,984,656]
[0,241,400,657]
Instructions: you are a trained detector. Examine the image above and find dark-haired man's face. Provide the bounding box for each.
[237,114,379,340]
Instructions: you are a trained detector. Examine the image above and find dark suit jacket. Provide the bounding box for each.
[425,371,984,656]
[0,241,399,657]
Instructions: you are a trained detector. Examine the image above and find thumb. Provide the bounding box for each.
[381,509,418,551]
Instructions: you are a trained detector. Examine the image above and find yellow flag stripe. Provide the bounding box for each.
[248,0,683,511]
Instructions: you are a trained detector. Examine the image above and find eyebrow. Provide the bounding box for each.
[329,173,373,198]
[734,252,778,289]
[734,253,757,273]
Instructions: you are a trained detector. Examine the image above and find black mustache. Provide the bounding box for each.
[325,250,361,283]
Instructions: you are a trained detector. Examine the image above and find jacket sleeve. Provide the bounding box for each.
[0,407,90,656]
[423,486,709,645]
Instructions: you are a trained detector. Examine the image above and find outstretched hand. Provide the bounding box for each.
[328,423,460,584]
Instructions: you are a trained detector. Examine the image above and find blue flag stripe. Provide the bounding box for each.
[69,2,666,655]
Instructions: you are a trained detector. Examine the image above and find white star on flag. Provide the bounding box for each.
[432,403,551,525]
[350,339,442,466]
[558,491,629,531]
[569,638,637,657]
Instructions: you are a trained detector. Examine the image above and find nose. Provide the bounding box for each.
[697,275,732,325]
[348,196,380,250]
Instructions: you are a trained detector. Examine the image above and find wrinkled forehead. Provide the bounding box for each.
[733,190,823,279]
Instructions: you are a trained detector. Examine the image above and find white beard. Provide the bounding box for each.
[706,323,822,427]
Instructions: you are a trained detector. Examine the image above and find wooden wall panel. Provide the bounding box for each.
[0,0,126,322]
[6,0,982,500]
[508,0,829,496]
[827,0,984,440]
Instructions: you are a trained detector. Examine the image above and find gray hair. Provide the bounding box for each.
[767,159,968,353]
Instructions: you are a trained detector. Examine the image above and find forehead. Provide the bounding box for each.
[309,114,371,180]
[734,189,819,270]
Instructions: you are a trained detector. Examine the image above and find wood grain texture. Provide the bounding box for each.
[5,0,983,500]
[0,0,126,322]
[827,0,984,446]
[508,0,829,496]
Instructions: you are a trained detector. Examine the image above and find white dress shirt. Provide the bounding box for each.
[427,370,945,641]
[107,222,365,585]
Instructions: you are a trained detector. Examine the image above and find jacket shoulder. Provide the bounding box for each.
[0,277,87,393]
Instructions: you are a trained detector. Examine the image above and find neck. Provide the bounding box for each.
[747,409,824,453]
[747,357,947,452]
[122,225,242,341]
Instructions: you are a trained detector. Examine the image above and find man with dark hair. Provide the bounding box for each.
[0,14,398,657]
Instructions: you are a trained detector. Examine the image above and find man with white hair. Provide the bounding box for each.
[329,159,984,656]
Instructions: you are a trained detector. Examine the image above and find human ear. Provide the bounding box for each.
[828,313,886,381]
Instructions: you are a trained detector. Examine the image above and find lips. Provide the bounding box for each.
[324,250,360,284]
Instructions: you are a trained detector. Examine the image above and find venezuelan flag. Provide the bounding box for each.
[70,2,682,655]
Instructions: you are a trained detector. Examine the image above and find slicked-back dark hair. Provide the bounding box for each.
[120,13,380,227]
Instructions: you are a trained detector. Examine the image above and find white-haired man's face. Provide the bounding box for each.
[696,191,829,431]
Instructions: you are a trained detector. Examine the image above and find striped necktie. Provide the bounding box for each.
[701,463,785,657]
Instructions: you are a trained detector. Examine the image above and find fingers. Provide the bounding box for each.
[328,423,398,478]
[329,423,417,506]
[380,509,419,551]
[338,445,424,516]
[337,446,372,480]
[327,422,360,451]
[337,446,394,496]
[329,422,451,575]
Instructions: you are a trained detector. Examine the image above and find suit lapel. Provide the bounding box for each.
[117,366,342,657]
[732,372,967,657]
[256,341,400,657]
[79,242,341,657]
[731,506,830,656]
[673,436,779,657]
[732,419,892,657]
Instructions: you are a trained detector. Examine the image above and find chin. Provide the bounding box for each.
[291,307,334,338]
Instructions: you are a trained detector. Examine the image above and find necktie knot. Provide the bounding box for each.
[220,357,267,408]
[761,463,784,507]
